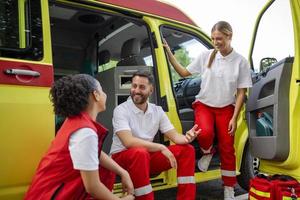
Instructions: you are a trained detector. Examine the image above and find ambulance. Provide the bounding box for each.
[0,0,299,199]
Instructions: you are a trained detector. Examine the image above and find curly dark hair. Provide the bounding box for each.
[50,74,98,117]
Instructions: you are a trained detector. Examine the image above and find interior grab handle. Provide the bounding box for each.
[4,69,40,77]
[123,69,138,75]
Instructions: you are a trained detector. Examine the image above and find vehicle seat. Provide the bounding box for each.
[117,38,146,66]
[98,50,111,66]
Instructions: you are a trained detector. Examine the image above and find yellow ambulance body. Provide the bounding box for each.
[0,0,299,199]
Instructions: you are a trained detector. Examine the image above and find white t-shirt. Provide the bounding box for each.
[68,128,99,170]
[110,98,174,154]
[187,49,252,107]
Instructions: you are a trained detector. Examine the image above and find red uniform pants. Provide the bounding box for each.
[193,101,236,186]
[99,166,116,191]
[112,144,196,200]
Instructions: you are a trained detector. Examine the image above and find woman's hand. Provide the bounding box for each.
[120,170,134,196]
[162,38,191,77]
[228,117,237,136]
[162,38,172,53]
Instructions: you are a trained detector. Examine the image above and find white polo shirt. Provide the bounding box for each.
[110,98,174,154]
[187,49,252,107]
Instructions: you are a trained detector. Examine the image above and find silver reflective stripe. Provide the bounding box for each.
[134,184,153,196]
[221,169,236,177]
[177,176,195,184]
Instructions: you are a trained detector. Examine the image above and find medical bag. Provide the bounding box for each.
[249,174,300,200]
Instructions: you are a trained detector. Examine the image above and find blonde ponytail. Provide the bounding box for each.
[207,49,218,68]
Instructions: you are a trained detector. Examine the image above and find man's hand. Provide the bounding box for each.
[120,170,134,196]
[185,124,201,143]
[160,146,177,169]
[164,125,200,145]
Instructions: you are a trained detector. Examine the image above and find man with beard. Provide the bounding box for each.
[109,71,200,200]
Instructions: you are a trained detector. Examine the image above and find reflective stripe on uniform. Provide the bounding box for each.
[249,187,270,198]
[134,184,153,196]
[177,176,195,184]
[283,197,300,200]
[221,169,236,177]
[249,195,258,200]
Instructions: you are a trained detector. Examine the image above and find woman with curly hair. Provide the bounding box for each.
[25,74,134,200]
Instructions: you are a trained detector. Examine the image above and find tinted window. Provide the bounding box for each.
[161,27,209,82]
[0,0,43,60]
[0,0,20,48]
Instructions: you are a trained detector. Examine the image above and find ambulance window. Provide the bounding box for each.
[0,0,43,60]
[252,0,294,72]
[140,39,153,66]
[161,27,209,82]
[97,20,153,69]
[0,1,20,48]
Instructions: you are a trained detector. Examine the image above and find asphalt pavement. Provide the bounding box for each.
[154,179,248,200]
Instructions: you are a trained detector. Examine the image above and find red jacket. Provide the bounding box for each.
[24,112,107,200]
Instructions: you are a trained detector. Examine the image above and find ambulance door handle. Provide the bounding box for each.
[4,69,40,77]
[296,79,300,84]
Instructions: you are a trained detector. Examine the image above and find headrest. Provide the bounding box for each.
[98,50,111,65]
[120,38,141,59]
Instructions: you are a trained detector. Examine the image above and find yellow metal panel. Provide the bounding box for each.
[195,169,221,183]
[234,106,250,170]
[40,0,52,65]
[18,0,26,48]
[288,0,300,169]
[0,85,54,199]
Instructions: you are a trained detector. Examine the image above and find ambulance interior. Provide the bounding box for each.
[49,2,157,152]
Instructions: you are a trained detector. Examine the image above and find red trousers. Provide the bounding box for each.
[112,144,196,200]
[99,166,115,191]
[193,101,236,186]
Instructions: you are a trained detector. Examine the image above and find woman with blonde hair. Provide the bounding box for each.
[163,21,252,200]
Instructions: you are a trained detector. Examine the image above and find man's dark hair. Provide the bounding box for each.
[131,70,154,85]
